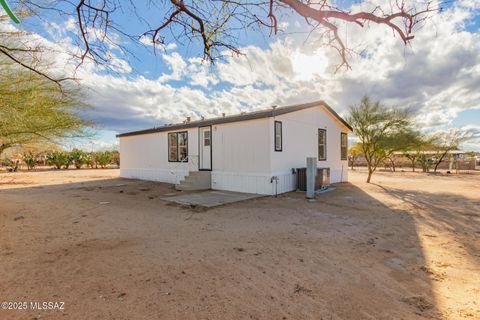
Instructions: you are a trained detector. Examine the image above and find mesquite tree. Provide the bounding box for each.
[0,65,91,157]
[3,0,441,83]
[347,96,417,183]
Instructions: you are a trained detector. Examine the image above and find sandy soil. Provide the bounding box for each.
[0,169,479,319]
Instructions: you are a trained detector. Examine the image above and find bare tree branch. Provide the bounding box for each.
[0,45,74,86]
[3,0,442,80]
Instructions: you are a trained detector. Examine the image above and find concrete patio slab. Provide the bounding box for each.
[160,190,264,208]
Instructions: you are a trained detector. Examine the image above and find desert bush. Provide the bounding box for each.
[111,150,120,167]
[94,151,112,169]
[70,149,88,169]
[417,154,435,172]
[65,153,74,169]
[23,152,37,170]
[46,151,70,169]
[4,158,20,172]
[24,149,118,170]
[84,152,94,168]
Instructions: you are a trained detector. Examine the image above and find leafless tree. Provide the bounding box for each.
[4,0,443,83]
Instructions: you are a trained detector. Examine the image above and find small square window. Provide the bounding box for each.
[204,131,211,146]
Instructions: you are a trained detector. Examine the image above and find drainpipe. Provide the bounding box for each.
[270,176,279,197]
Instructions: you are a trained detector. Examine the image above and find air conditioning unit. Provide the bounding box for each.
[296,167,330,191]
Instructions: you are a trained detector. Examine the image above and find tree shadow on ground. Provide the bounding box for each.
[372,183,480,261]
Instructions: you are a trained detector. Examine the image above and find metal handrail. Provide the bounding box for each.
[170,155,199,176]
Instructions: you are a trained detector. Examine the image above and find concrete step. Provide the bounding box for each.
[175,171,211,191]
[189,171,208,176]
[175,183,209,191]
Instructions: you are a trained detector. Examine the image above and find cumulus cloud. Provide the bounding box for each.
[460,125,480,151]
[158,52,187,82]
[70,136,119,152]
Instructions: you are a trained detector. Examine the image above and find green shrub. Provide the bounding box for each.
[111,150,120,167]
[417,154,434,172]
[23,152,37,170]
[94,151,112,169]
[84,152,94,168]
[65,153,74,169]
[30,149,118,170]
[5,159,19,172]
[70,149,88,169]
[46,151,69,169]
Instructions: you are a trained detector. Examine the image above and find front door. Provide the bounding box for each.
[199,126,212,170]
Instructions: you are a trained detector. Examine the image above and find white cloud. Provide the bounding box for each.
[158,52,187,82]
[291,50,328,81]
[185,57,218,87]
[68,138,119,152]
[139,35,154,46]
[278,21,289,31]
[165,43,177,50]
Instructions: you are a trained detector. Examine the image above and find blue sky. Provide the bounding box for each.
[4,0,480,151]
[450,109,480,127]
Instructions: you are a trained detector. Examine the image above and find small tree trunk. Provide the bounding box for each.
[389,158,396,172]
[366,163,374,183]
[411,159,416,172]
[434,151,448,173]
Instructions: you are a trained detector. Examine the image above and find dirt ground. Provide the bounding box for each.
[0,169,479,320]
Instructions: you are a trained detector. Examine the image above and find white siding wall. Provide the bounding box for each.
[118,106,349,195]
[119,128,199,184]
[211,119,273,194]
[270,106,349,193]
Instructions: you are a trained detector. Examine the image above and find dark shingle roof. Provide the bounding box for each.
[116,100,352,138]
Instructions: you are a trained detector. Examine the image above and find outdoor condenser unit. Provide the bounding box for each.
[296,167,330,191]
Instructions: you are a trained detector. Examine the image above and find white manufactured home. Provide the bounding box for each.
[117,100,352,195]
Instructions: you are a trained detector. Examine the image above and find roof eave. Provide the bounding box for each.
[116,100,353,137]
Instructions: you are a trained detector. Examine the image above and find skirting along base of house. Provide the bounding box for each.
[211,168,346,195]
[120,168,189,185]
[211,171,296,195]
[120,167,347,195]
